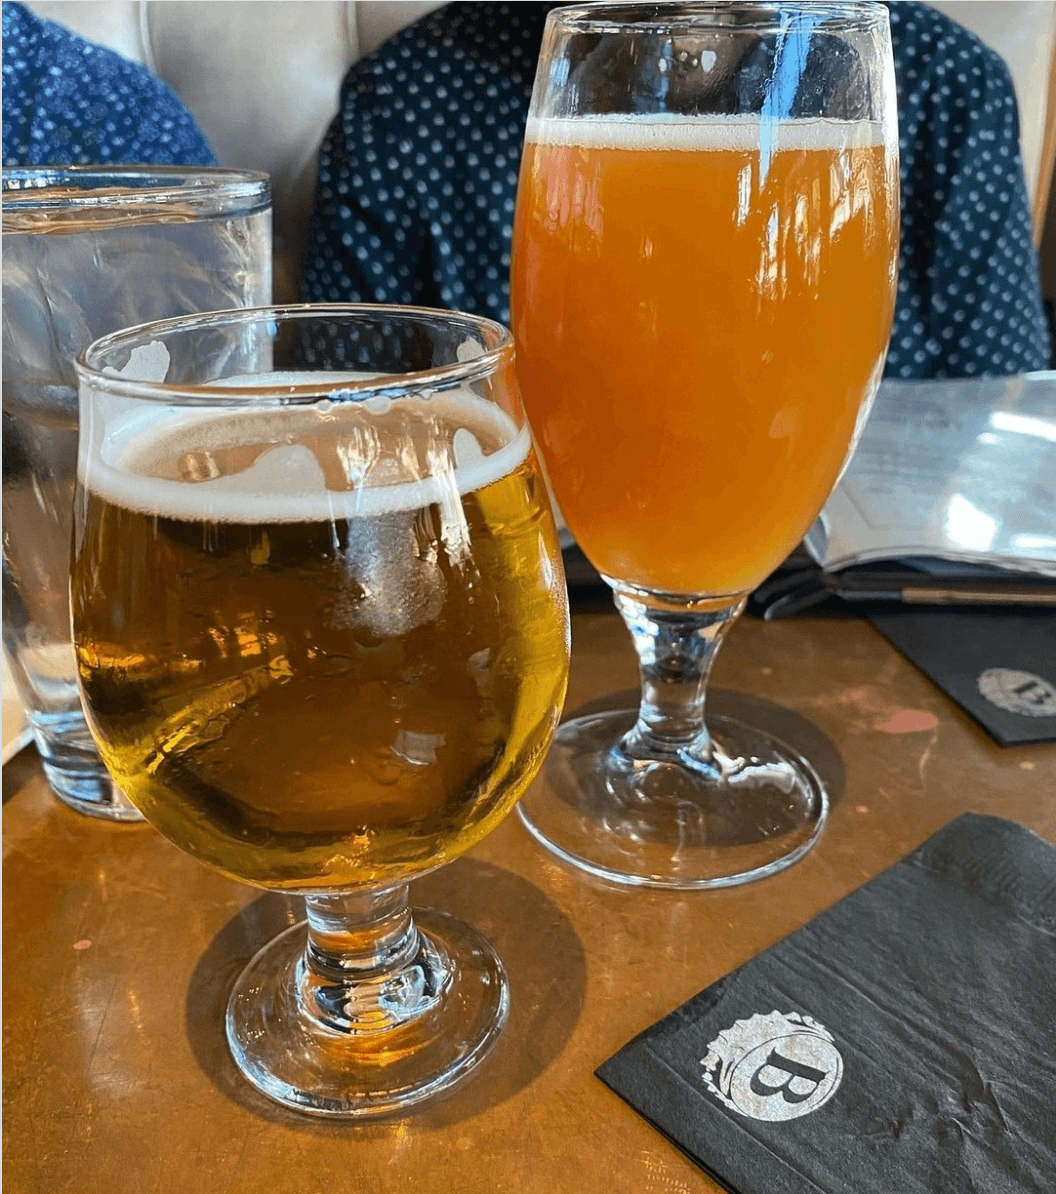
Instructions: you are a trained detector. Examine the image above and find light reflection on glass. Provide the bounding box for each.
[1012,534,1056,552]
[989,411,1056,443]
[943,492,997,553]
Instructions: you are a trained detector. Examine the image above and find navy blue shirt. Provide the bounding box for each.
[2,1,215,167]
[304,1,1050,378]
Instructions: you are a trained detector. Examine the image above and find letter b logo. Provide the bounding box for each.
[702,1011,844,1121]
[750,1049,830,1106]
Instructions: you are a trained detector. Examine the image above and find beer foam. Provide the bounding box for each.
[108,340,171,383]
[190,443,328,501]
[214,370,381,390]
[85,390,530,524]
[525,112,886,152]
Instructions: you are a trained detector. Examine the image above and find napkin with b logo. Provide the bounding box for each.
[597,814,1056,1193]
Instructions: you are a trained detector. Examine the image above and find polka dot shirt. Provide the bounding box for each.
[2,1,215,167]
[886,2,1049,375]
[304,1,1050,378]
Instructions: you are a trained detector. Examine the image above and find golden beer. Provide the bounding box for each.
[72,393,570,890]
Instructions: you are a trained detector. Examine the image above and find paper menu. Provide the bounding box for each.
[805,373,1056,578]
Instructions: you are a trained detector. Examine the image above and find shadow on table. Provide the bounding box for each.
[185,856,586,1130]
[714,686,846,808]
[2,744,41,805]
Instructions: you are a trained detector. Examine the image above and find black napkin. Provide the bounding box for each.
[747,551,1056,746]
[861,606,1056,746]
[597,814,1056,1193]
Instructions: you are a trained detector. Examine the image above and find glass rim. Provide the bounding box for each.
[546,1,890,32]
[0,164,271,212]
[75,303,517,406]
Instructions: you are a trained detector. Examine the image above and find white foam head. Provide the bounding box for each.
[84,378,529,524]
[525,112,887,152]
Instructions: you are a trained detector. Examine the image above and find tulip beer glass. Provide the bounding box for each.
[511,2,898,886]
[71,306,570,1116]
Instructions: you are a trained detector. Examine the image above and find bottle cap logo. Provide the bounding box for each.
[977,669,1056,718]
[701,1011,843,1121]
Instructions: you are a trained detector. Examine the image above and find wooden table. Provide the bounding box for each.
[5,599,1054,1193]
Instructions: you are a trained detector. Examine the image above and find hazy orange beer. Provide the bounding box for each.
[512,114,898,596]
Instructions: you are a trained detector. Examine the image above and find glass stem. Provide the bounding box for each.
[611,587,746,767]
[298,885,449,1036]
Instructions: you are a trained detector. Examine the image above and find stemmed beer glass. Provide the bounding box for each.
[71,306,570,1116]
[511,2,899,887]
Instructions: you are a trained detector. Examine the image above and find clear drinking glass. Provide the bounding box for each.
[2,166,272,819]
[71,305,570,1116]
[510,2,899,887]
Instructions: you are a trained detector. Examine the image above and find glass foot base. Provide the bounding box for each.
[517,709,827,889]
[28,711,144,821]
[47,772,144,822]
[226,909,508,1119]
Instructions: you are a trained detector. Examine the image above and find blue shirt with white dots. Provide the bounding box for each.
[2,1,215,167]
[303,1,1050,378]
